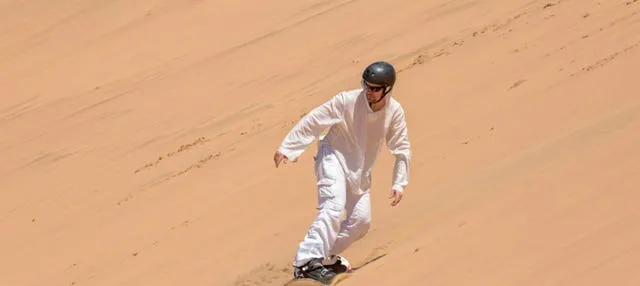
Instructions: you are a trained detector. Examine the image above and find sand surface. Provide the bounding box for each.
[2,0,639,285]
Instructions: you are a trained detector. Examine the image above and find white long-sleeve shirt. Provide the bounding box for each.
[277,87,411,194]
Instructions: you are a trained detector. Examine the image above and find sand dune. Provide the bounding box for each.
[1,0,639,285]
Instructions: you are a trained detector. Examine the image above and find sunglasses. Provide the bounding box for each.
[364,82,385,92]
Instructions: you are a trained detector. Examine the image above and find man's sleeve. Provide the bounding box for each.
[277,93,345,162]
[386,106,411,192]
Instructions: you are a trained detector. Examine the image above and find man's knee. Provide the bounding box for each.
[318,198,346,226]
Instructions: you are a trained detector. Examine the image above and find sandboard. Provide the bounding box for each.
[284,273,351,286]
[283,253,386,286]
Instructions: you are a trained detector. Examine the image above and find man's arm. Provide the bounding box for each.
[386,106,411,193]
[277,93,345,163]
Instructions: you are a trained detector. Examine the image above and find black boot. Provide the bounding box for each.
[323,255,351,274]
[293,258,337,284]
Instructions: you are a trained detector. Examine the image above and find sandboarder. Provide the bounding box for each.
[274,61,412,284]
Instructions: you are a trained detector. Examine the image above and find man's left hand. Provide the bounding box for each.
[389,189,403,206]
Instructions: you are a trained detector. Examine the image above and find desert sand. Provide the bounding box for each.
[2,0,639,285]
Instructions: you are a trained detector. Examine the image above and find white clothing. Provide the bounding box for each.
[277,87,411,267]
[294,144,371,266]
[278,87,411,194]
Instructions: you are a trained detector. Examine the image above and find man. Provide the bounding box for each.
[273,61,411,284]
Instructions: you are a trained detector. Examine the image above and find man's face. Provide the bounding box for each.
[364,81,385,104]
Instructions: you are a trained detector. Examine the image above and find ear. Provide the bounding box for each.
[384,85,393,95]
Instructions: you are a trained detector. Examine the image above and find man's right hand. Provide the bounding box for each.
[273,150,289,168]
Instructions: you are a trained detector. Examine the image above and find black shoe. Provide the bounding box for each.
[323,255,352,274]
[293,258,337,284]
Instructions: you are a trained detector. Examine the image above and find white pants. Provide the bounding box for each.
[293,145,372,267]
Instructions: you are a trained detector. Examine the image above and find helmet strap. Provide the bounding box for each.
[371,85,393,104]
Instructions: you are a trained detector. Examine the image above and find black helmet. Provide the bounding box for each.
[362,61,396,87]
